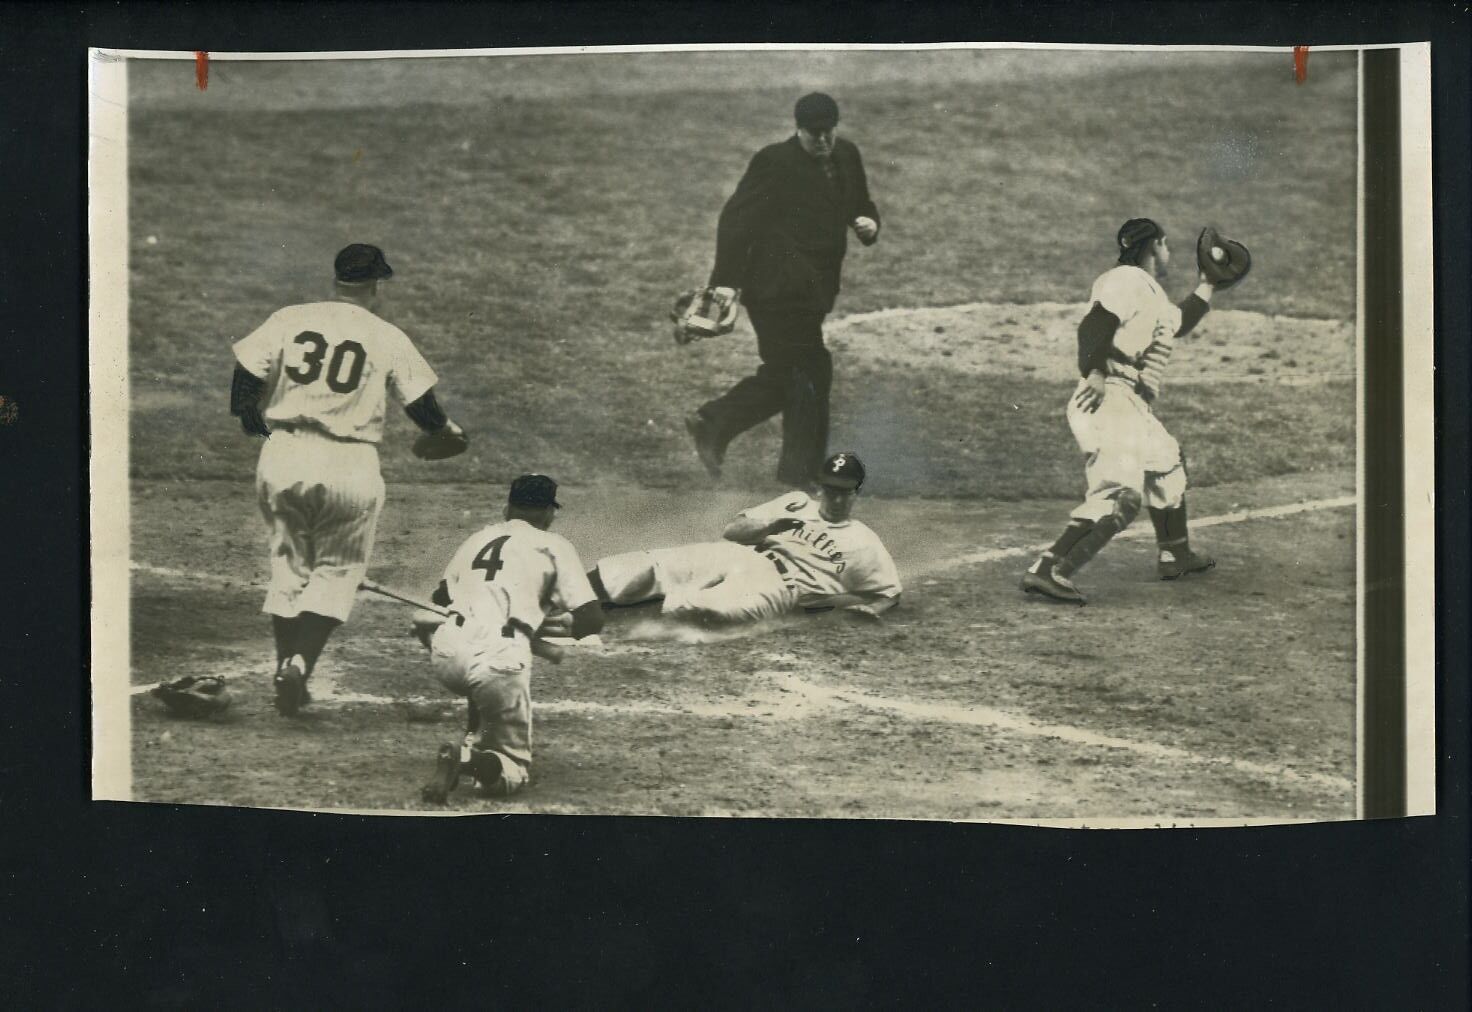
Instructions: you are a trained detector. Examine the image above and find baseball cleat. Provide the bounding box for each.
[1021,569,1087,605]
[684,413,723,479]
[420,742,462,805]
[1158,549,1216,581]
[273,656,308,716]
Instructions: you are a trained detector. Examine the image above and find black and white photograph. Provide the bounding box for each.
[89,43,1434,822]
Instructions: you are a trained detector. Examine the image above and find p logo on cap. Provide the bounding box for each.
[817,451,865,491]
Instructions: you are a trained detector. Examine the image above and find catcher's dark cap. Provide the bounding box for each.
[509,473,561,509]
[1117,218,1165,251]
[795,92,840,130]
[334,244,394,283]
[816,451,865,491]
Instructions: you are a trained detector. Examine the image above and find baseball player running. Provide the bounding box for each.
[230,243,468,714]
[1022,218,1246,605]
[415,474,604,803]
[590,452,902,624]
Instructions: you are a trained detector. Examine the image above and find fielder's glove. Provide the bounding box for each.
[412,419,469,461]
[1196,227,1252,289]
[671,286,740,345]
[151,675,233,719]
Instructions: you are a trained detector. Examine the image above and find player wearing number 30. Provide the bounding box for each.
[230,244,468,715]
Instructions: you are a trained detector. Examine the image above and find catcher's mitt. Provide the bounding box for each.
[412,420,469,461]
[1196,227,1252,289]
[151,675,233,719]
[671,287,740,345]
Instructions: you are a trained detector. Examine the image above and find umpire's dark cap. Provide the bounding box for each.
[795,92,840,130]
[334,243,394,283]
[509,473,561,509]
[1117,218,1165,250]
[816,451,865,491]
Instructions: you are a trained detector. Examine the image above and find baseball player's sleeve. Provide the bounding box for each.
[1076,304,1121,377]
[1175,293,1210,337]
[848,143,880,244]
[740,492,810,523]
[841,530,902,599]
[709,148,780,291]
[1090,270,1144,325]
[231,311,288,379]
[385,328,439,406]
[546,538,598,615]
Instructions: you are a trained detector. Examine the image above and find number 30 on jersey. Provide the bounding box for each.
[284,331,366,393]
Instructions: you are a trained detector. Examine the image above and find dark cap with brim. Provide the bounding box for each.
[334,244,394,283]
[816,451,865,490]
[795,92,840,130]
[508,473,561,509]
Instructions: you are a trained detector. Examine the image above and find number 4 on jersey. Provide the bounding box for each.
[473,535,511,580]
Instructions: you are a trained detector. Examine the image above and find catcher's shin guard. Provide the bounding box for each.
[1055,489,1141,579]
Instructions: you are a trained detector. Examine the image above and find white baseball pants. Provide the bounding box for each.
[255,427,384,622]
[597,541,799,624]
[428,620,533,794]
[1065,377,1187,523]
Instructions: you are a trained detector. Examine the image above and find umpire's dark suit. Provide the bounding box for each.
[696,133,880,486]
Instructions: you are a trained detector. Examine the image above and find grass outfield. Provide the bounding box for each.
[126,50,1357,492]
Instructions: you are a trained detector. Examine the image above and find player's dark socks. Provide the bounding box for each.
[586,568,611,603]
[271,615,299,667]
[1054,515,1127,578]
[1149,502,1191,554]
[294,611,343,675]
[1148,507,1172,545]
[466,699,481,735]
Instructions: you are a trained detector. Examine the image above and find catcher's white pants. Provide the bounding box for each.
[428,620,533,794]
[597,541,799,624]
[1066,377,1187,524]
[256,427,384,622]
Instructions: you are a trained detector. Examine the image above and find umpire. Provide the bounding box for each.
[686,92,881,488]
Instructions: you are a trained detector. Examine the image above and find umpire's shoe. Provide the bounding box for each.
[1021,568,1087,606]
[420,742,462,805]
[1158,549,1216,581]
[685,412,723,479]
[273,655,309,716]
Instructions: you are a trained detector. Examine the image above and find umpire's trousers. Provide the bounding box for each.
[699,303,832,487]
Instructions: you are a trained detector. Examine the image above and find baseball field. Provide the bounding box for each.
[119,49,1360,821]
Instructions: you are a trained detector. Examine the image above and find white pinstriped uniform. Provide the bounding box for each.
[425,519,598,792]
[1065,265,1187,523]
[233,300,436,622]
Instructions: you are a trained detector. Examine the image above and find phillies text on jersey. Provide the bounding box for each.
[742,492,902,603]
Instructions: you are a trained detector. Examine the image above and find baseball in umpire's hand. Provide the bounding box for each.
[852,216,879,242]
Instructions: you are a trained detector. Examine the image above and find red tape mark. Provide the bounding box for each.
[195,51,209,91]
[1293,46,1309,84]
